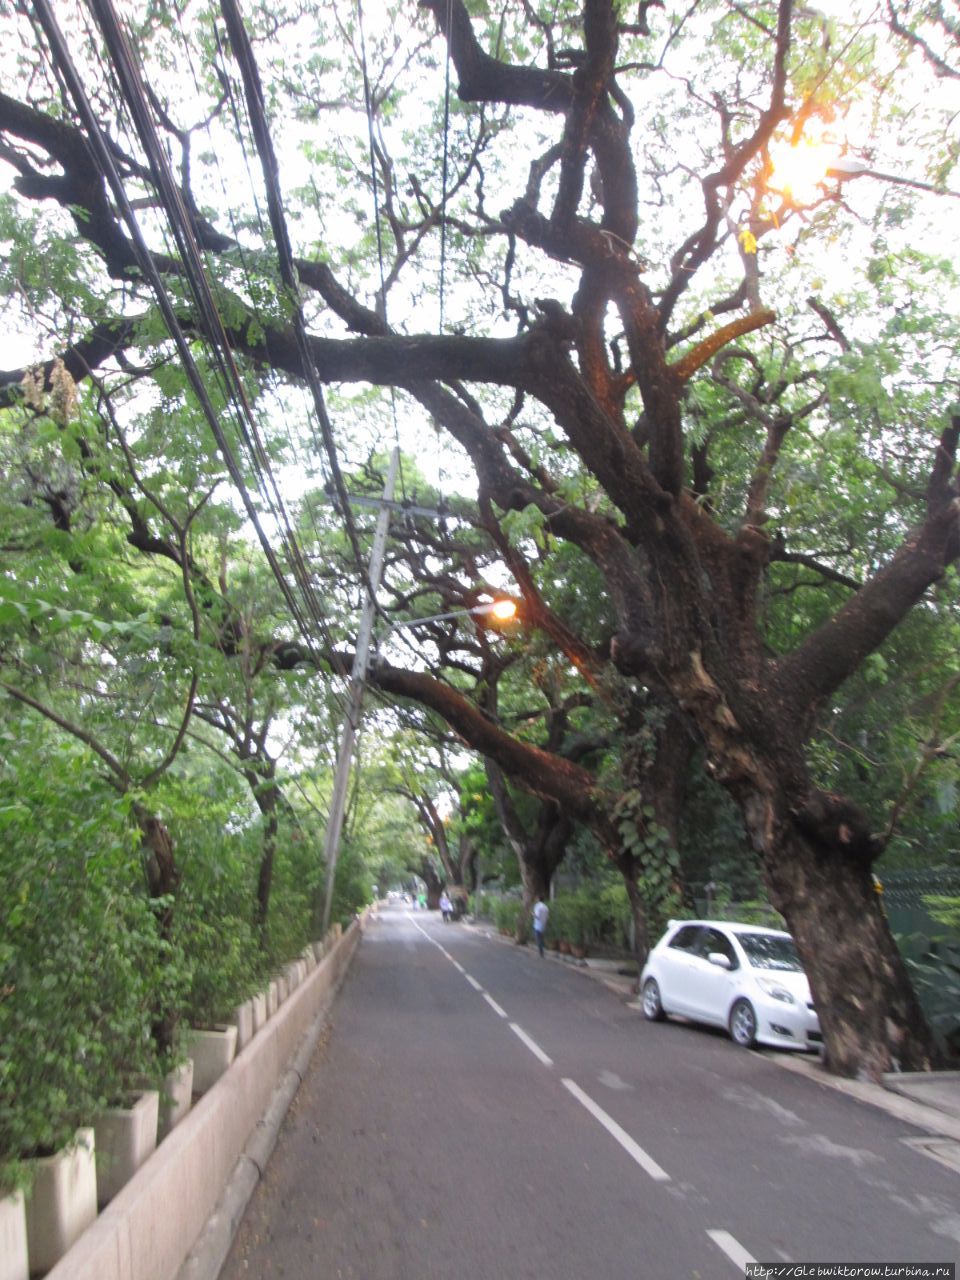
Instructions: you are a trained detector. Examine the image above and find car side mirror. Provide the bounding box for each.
[707,952,732,969]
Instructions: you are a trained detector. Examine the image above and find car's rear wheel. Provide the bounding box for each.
[729,998,757,1048]
[641,977,665,1022]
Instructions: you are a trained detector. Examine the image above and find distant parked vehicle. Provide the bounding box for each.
[639,920,822,1052]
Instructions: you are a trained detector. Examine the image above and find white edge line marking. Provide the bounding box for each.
[451,961,466,973]
[706,1229,756,1270]
[561,1078,670,1182]
[509,1022,553,1067]
[483,993,508,1018]
[465,974,483,992]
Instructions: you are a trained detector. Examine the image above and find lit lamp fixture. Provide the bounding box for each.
[767,137,849,202]
[486,599,519,622]
[767,141,951,203]
[387,598,518,631]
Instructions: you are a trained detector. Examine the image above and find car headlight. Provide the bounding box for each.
[757,978,795,1004]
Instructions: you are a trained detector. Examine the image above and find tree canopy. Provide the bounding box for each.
[2,0,960,1080]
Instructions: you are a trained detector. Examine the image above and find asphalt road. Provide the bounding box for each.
[220,907,960,1280]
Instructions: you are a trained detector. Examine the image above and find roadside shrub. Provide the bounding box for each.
[492,897,522,935]
[471,892,495,921]
[174,898,259,1027]
[325,838,372,931]
[0,743,172,1190]
[898,930,960,1057]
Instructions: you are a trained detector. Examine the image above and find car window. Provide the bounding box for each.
[734,931,803,971]
[696,928,737,966]
[667,924,702,952]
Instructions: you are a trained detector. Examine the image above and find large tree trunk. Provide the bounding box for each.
[616,854,652,973]
[457,833,477,893]
[246,763,279,941]
[419,859,443,909]
[485,758,571,941]
[516,806,573,943]
[133,804,180,1057]
[757,805,940,1077]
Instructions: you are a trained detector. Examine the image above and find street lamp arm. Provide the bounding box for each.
[384,600,517,633]
[827,164,960,200]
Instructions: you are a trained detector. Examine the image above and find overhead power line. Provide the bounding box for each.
[32,0,340,664]
[218,0,369,586]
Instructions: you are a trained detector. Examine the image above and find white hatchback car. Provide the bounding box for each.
[639,920,822,1051]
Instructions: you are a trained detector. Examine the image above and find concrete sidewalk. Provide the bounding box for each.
[468,917,960,1149]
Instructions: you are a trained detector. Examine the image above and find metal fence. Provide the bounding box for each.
[877,867,960,940]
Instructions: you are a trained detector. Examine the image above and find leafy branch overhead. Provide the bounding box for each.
[1,0,959,1084]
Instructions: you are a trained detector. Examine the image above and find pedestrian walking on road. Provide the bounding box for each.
[532,896,549,958]
[439,890,453,922]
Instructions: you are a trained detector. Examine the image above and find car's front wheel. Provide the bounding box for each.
[641,977,666,1022]
[728,998,757,1048]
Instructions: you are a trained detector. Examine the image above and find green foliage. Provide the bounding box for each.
[898,932,960,1057]
[555,887,607,946]
[327,838,374,929]
[0,734,174,1190]
[925,895,960,931]
[492,897,522,935]
[613,789,682,933]
[174,898,259,1028]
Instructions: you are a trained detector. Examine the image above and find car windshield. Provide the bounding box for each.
[735,932,803,972]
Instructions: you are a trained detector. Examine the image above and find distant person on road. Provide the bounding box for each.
[439,890,453,922]
[532,896,549,958]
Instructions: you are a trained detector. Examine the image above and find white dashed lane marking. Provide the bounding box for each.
[509,1022,554,1067]
[561,1078,670,1183]
[706,1229,756,1270]
[483,993,508,1018]
[412,910,760,1269]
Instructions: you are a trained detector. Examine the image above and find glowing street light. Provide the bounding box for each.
[386,598,518,632]
[767,139,958,203]
[767,136,848,202]
[487,598,519,622]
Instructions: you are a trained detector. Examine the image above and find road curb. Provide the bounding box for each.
[766,1047,960,1142]
[175,1003,334,1280]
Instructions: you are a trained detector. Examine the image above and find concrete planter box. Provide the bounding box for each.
[284,962,300,993]
[39,919,364,1280]
[302,946,316,972]
[186,1025,238,1095]
[0,1188,28,1280]
[24,1129,97,1274]
[158,1059,194,1141]
[94,1090,159,1208]
[266,981,279,1017]
[251,991,267,1034]
[275,975,288,1004]
[233,999,254,1051]
[312,939,326,963]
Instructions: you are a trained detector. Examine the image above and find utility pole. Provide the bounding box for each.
[320,447,399,933]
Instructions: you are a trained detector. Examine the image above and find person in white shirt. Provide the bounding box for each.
[532,896,549,957]
[439,890,452,922]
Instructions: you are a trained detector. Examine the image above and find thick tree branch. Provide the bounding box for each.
[369,659,602,826]
[774,420,960,715]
